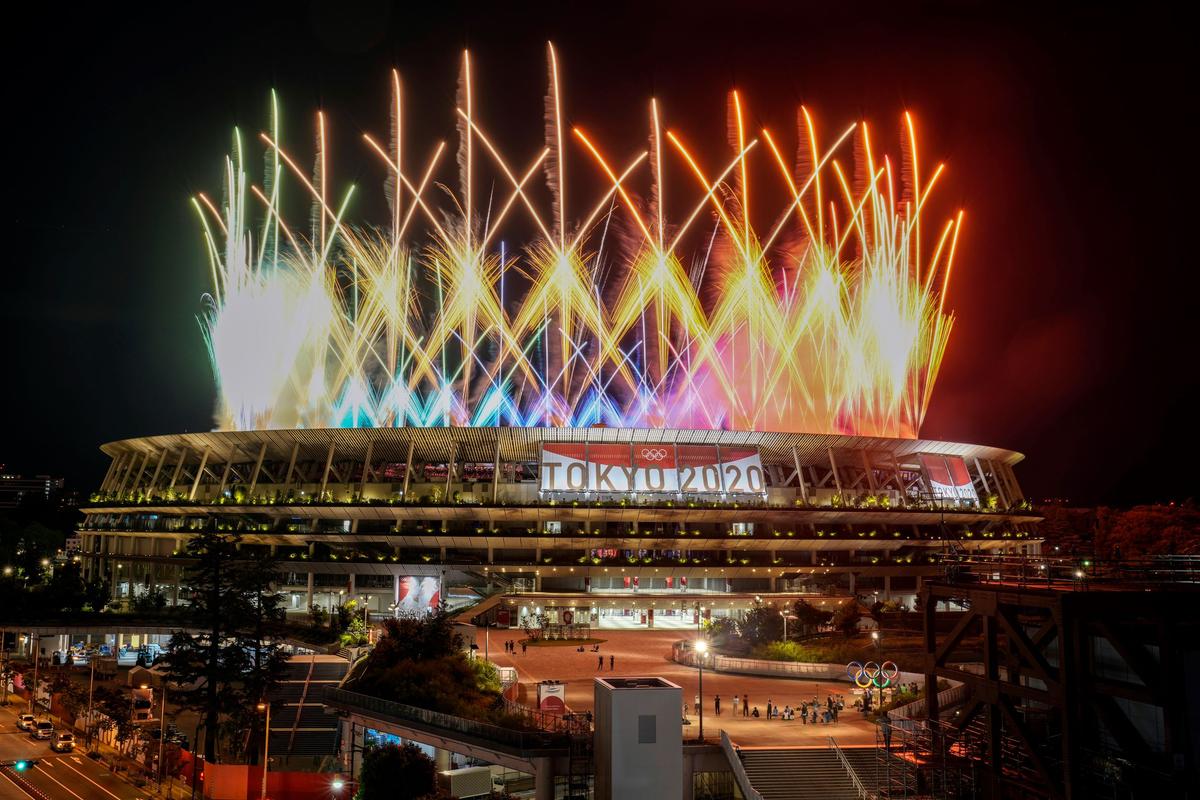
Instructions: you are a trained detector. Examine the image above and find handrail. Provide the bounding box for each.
[890,681,967,720]
[828,736,869,800]
[673,646,922,685]
[323,687,574,752]
[720,730,763,800]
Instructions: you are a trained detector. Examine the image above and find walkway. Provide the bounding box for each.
[478,629,878,747]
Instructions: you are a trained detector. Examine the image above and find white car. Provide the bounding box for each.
[51,732,75,753]
[31,721,54,740]
[16,714,36,730]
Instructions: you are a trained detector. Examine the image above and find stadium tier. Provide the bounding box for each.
[78,427,1041,626]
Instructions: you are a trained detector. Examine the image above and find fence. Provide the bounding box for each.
[673,644,922,686]
[889,681,969,720]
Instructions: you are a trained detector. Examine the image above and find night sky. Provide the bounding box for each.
[3,1,1195,505]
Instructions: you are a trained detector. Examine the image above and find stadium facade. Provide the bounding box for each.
[78,427,1040,628]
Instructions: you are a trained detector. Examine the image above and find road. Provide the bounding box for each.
[0,705,152,800]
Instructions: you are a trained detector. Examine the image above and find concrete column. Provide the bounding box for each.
[393,574,401,608]
[848,572,856,595]
[487,545,494,564]
[884,575,892,599]
[681,750,696,800]
[435,748,451,771]
[915,575,923,596]
[533,756,554,800]
[306,573,315,610]
[348,574,356,598]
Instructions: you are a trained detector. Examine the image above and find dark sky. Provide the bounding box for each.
[3,1,1196,505]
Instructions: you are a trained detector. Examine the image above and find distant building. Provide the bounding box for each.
[0,469,65,509]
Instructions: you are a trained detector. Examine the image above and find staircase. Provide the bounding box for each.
[738,747,863,800]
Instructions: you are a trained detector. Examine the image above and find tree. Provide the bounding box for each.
[339,599,369,647]
[791,600,834,634]
[49,674,88,722]
[132,587,169,614]
[737,603,784,646]
[356,743,436,800]
[831,598,862,637]
[93,686,139,754]
[347,613,507,723]
[162,533,286,763]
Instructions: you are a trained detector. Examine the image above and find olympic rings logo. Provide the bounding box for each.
[846,660,900,689]
[640,448,669,461]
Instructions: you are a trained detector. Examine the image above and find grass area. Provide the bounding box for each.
[748,633,927,665]
[518,637,608,648]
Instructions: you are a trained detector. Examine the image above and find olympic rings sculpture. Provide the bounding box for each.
[640,448,669,461]
[846,660,900,689]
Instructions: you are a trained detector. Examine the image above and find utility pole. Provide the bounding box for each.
[156,683,168,789]
[29,635,39,716]
[257,702,271,800]
[86,657,96,747]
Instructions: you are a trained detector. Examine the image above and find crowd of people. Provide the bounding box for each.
[683,691,849,725]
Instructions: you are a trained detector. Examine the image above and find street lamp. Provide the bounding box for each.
[870,631,884,706]
[256,702,271,800]
[779,611,795,641]
[156,682,168,788]
[694,639,708,742]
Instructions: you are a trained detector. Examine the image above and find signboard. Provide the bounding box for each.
[537,681,567,714]
[395,576,441,615]
[917,454,979,503]
[540,443,765,495]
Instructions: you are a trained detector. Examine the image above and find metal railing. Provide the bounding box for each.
[674,646,922,685]
[940,553,1200,589]
[889,682,968,720]
[720,730,763,800]
[323,687,573,752]
[828,736,869,800]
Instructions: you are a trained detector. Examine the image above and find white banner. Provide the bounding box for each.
[540,443,765,495]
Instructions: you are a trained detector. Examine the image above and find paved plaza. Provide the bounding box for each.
[478,629,880,747]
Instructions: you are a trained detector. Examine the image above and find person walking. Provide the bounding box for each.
[743,694,749,717]
[598,654,604,670]
[882,710,893,751]
[732,694,740,716]
[521,641,527,655]
[714,694,721,716]
[609,654,614,671]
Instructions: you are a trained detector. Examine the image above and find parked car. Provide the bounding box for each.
[51,732,75,752]
[31,721,54,740]
[17,714,36,730]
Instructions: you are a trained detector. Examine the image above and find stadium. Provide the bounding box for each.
[78,426,1039,628]
[78,54,1043,633]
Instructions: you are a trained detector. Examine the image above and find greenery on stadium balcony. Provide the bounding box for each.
[84,487,1036,515]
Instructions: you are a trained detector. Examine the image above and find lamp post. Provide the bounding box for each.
[780,611,795,642]
[30,640,40,717]
[695,639,708,742]
[256,702,271,800]
[156,682,168,789]
[85,657,96,747]
[870,631,884,707]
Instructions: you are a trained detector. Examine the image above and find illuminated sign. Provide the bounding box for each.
[917,454,979,503]
[540,443,765,495]
[395,576,441,615]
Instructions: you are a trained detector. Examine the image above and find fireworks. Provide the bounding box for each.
[195,46,961,437]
